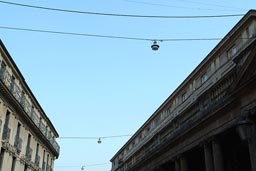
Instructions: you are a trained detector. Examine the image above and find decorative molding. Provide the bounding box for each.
[1,140,16,155]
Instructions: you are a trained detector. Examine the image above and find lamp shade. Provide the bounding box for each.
[151,41,159,51]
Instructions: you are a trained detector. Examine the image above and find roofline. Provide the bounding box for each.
[110,9,256,161]
[0,39,59,137]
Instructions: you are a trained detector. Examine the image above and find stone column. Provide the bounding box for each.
[212,138,224,171]
[204,143,214,171]
[175,159,180,171]
[249,125,256,171]
[180,155,188,171]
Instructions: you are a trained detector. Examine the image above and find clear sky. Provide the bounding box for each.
[0,1,256,171]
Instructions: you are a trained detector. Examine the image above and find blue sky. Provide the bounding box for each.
[0,1,256,171]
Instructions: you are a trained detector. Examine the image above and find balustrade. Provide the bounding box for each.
[1,69,12,90]
[0,67,59,154]
[39,122,47,135]
[11,83,22,102]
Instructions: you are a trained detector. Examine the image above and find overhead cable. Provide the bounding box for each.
[0,0,244,19]
[171,0,245,10]
[59,134,132,139]
[122,0,245,12]
[56,162,110,168]
[0,26,223,42]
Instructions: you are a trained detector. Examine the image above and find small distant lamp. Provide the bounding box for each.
[97,138,102,144]
[151,41,159,51]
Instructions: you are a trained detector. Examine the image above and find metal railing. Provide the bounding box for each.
[11,83,22,102]
[39,121,47,136]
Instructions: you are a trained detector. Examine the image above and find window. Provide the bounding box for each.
[11,156,16,171]
[201,73,208,84]
[167,105,172,115]
[138,134,142,141]
[0,62,6,74]
[15,123,21,149]
[248,23,256,38]
[192,80,197,90]
[126,147,129,153]
[27,134,31,149]
[155,116,161,126]
[176,97,179,105]
[35,144,40,166]
[211,61,216,73]
[36,143,39,153]
[42,150,45,170]
[211,56,220,72]
[2,111,10,140]
[50,157,53,166]
[161,110,167,119]
[227,45,237,59]
[0,148,5,171]
[132,141,135,147]
[146,126,150,132]
[151,121,156,129]
[24,164,28,171]
[181,92,187,102]
[4,111,10,126]
[189,83,193,92]
[215,57,220,69]
[46,154,49,170]
[243,24,255,41]
[16,123,21,138]
[246,27,250,38]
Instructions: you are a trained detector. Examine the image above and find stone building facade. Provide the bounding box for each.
[111,10,256,171]
[0,40,60,171]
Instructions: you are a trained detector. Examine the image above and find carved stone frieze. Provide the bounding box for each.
[1,140,16,155]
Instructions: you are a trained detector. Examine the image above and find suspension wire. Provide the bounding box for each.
[0,26,223,42]
[59,134,132,139]
[0,0,245,19]
[122,0,245,12]
[56,162,110,168]
[167,0,245,10]
[0,26,152,41]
